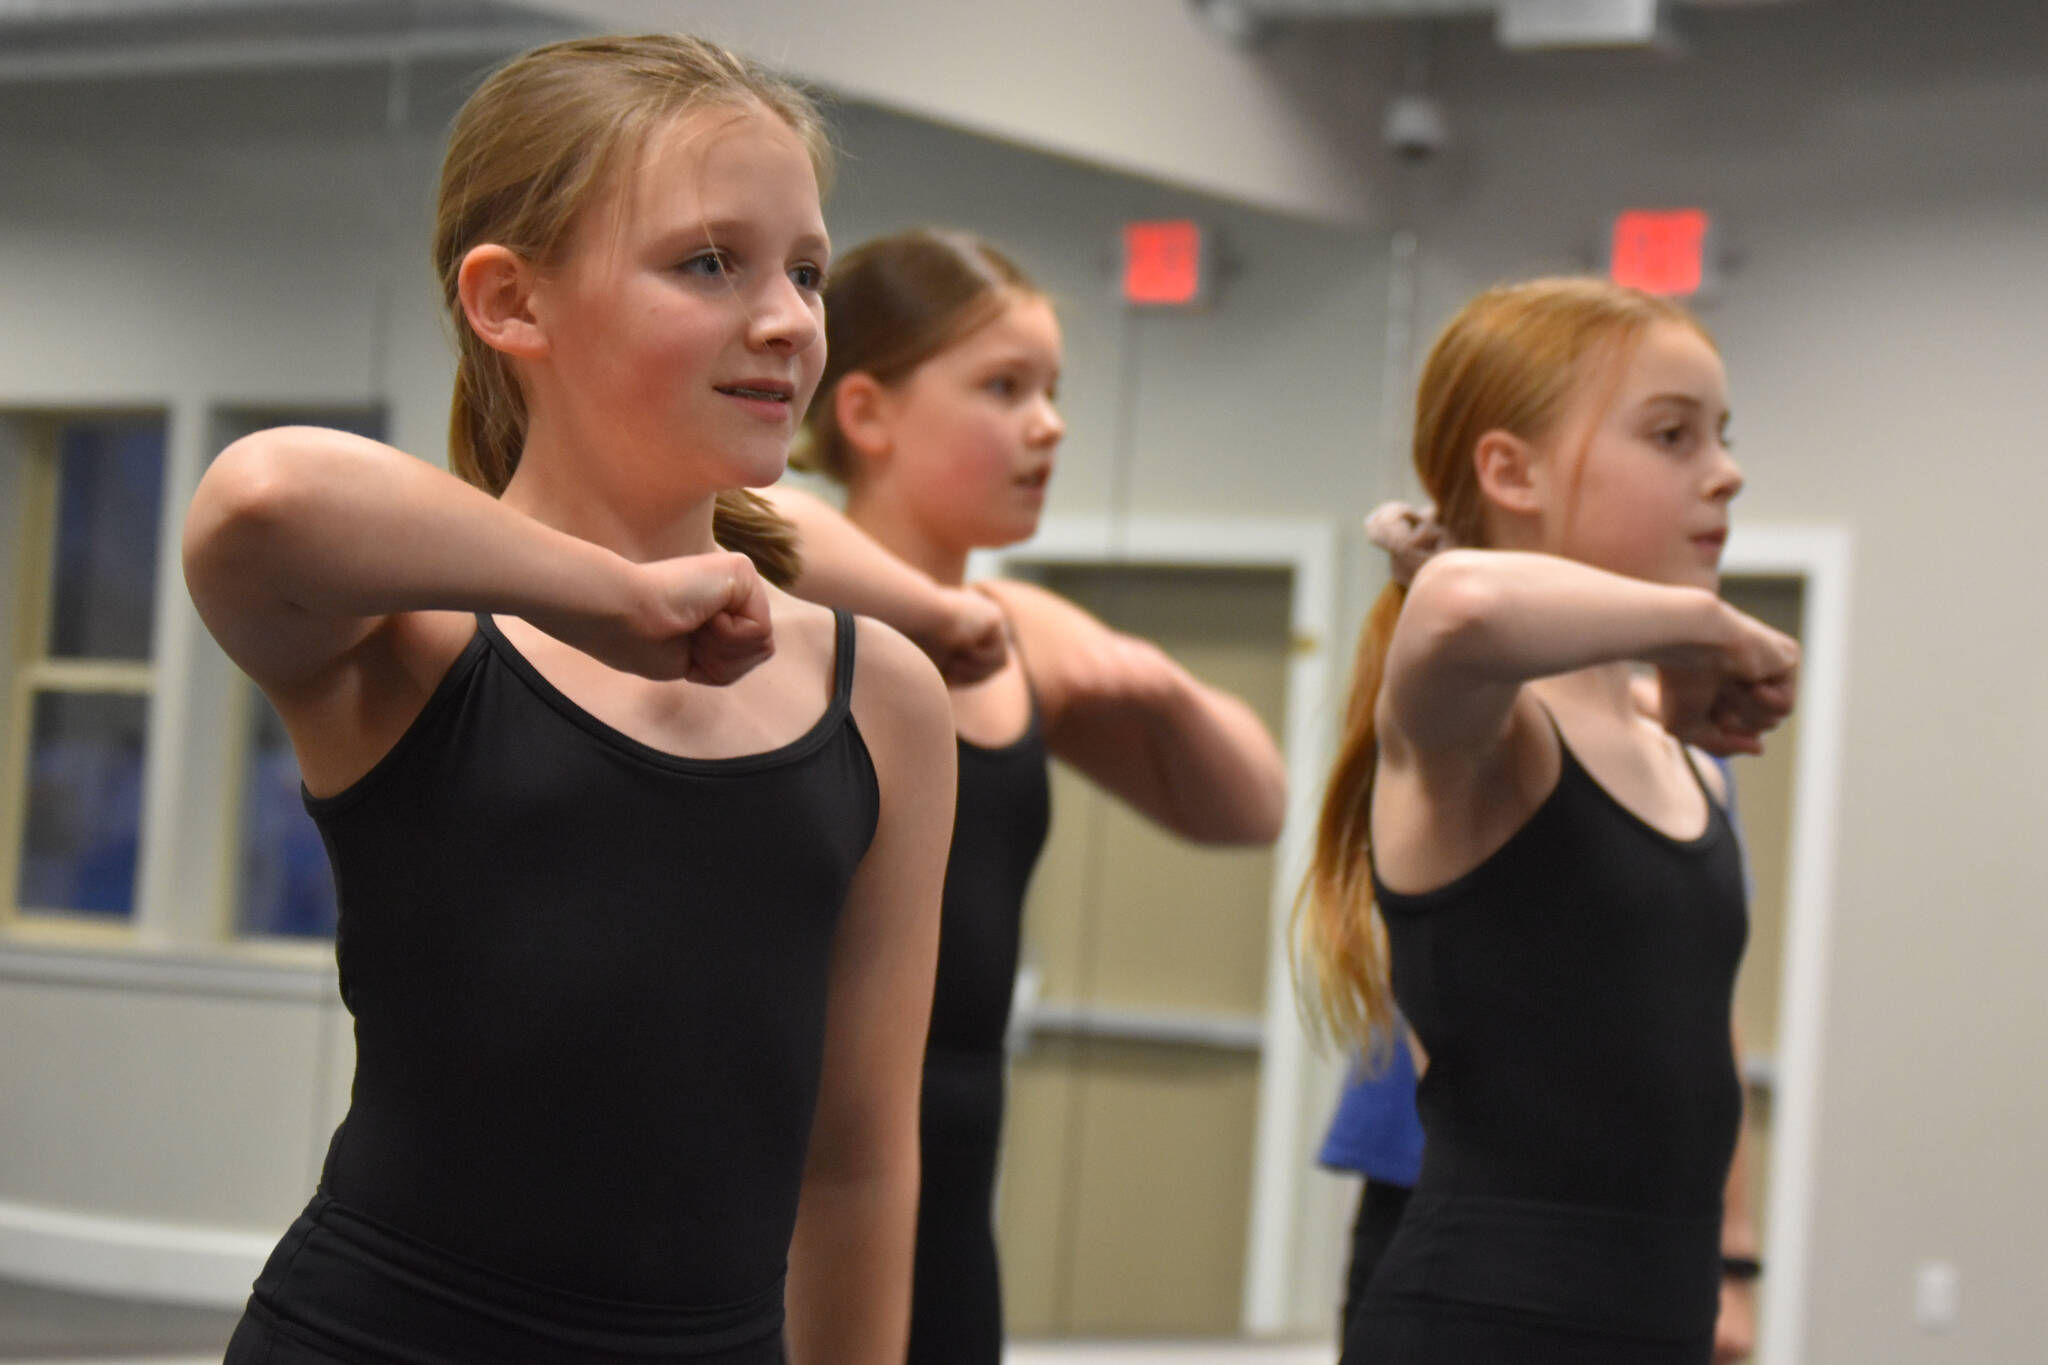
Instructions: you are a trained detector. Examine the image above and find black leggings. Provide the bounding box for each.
[907,1054,1006,1365]
[1339,1179,1413,1359]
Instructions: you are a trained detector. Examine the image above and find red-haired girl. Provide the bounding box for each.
[1299,278,1795,1363]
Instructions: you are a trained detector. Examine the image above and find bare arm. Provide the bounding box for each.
[183,426,771,697]
[783,621,955,1365]
[983,578,1286,845]
[761,484,1006,685]
[1381,549,1798,765]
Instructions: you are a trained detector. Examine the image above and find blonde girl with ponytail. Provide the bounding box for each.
[1299,277,1795,1364]
[184,35,954,1365]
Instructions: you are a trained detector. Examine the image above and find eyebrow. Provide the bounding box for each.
[974,348,1061,376]
[1639,392,1730,419]
[686,218,830,252]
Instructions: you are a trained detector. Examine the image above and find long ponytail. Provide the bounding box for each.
[1293,581,1406,1058]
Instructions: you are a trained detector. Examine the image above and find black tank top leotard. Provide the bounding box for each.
[1346,722,1747,1365]
[225,611,877,1365]
[905,684,1051,1365]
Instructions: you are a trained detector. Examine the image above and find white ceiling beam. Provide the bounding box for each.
[530,0,1380,227]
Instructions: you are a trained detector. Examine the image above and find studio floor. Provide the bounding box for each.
[0,1277,1335,1364]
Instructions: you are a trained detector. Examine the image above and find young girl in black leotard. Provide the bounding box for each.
[762,228,1289,1365]
[182,35,955,1365]
[1298,278,1797,1364]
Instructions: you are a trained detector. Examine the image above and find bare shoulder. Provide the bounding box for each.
[764,586,937,707]
[844,612,953,747]
[974,576,1108,698]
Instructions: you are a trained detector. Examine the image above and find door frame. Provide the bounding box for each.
[1722,523,1854,1365]
[982,513,1342,1336]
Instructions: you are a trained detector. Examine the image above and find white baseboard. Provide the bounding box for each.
[0,1198,268,1308]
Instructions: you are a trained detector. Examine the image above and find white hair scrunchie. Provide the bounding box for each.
[1363,500,1454,588]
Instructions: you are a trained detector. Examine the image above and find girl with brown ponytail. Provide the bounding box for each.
[1299,277,1795,1363]
[183,34,954,1365]
[761,227,1289,1365]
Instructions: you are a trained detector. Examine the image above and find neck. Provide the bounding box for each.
[1531,660,1645,720]
[499,434,722,564]
[843,485,971,586]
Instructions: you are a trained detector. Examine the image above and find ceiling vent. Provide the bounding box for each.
[1191,0,1801,50]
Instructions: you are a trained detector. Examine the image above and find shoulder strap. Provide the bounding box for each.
[831,608,857,704]
[1679,744,1729,812]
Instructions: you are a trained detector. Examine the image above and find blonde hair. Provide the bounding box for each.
[1296,276,1714,1054]
[433,33,833,585]
[792,228,1037,484]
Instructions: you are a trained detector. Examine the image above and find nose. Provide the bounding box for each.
[1030,394,1065,447]
[748,274,821,357]
[1708,440,1744,503]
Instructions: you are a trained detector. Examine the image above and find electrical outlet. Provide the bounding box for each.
[1914,1260,1959,1331]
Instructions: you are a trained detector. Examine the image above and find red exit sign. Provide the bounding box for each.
[1608,208,1713,297]
[1122,220,1208,307]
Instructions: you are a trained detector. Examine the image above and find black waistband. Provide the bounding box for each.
[249,1194,785,1363]
[1365,1194,1721,1342]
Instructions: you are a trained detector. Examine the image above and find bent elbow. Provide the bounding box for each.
[1238,758,1289,844]
[1253,779,1288,843]
[1404,550,1511,670]
[182,432,307,591]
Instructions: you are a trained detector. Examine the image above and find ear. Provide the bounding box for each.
[833,372,898,473]
[456,244,549,360]
[1472,428,1544,518]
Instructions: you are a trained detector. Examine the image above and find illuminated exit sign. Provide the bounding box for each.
[1608,208,1715,297]
[1121,220,1209,307]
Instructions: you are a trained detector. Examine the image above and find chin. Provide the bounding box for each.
[727,455,792,491]
[989,510,1046,549]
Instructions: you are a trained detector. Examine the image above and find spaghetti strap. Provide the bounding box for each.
[832,608,857,705]
[1676,741,1724,811]
[1528,693,1721,846]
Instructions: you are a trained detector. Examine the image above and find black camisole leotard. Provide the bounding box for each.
[224,611,878,1365]
[1346,721,1748,1365]
[905,694,1051,1365]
